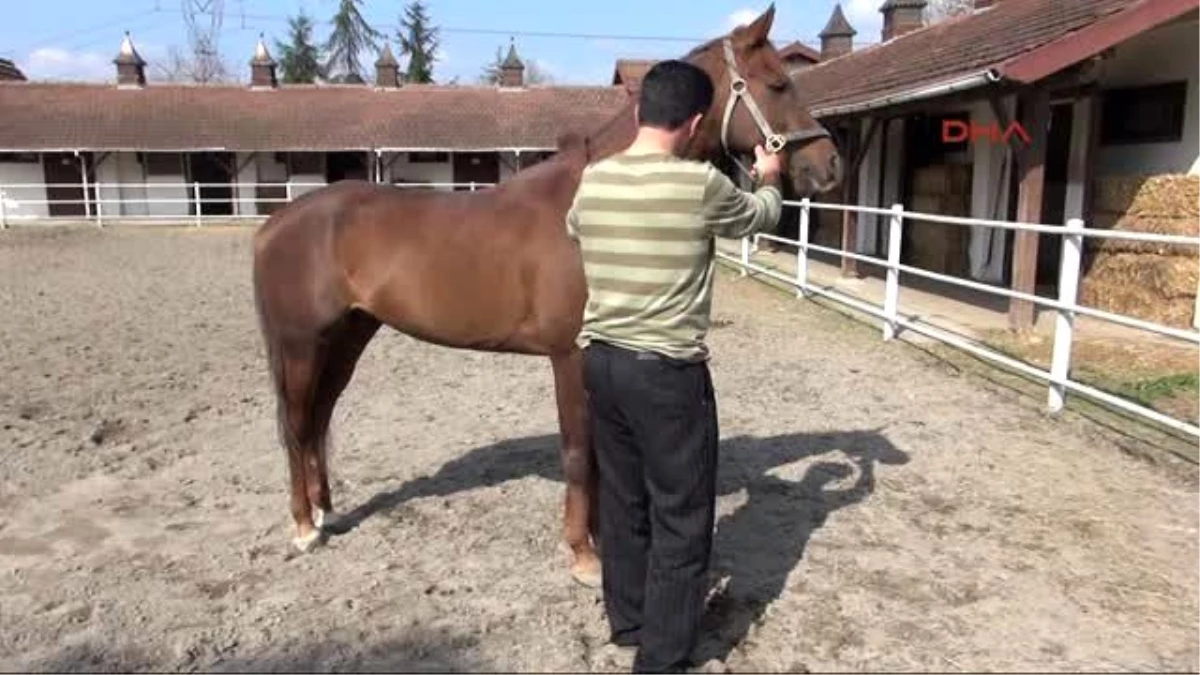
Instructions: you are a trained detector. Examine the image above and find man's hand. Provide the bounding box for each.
[751,144,783,185]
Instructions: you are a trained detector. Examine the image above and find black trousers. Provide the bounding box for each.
[582,341,719,674]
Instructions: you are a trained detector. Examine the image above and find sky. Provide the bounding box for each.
[1,0,888,86]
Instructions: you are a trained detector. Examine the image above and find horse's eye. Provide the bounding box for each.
[768,80,789,92]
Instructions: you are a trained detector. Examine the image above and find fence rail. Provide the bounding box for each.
[718,198,1200,439]
[0,180,496,228]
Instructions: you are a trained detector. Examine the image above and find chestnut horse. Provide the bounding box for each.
[251,5,841,588]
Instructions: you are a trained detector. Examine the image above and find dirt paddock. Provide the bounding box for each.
[1,225,1196,673]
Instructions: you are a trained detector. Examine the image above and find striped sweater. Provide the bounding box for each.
[566,151,783,362]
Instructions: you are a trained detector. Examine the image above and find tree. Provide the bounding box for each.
[275,11,324,84]
[924,0,974,24]
[324,0,383,82]
[152,44,231,83]
[397,0,440,83]
[477,45,553,85]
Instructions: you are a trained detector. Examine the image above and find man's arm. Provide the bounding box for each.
[700,166,783,240]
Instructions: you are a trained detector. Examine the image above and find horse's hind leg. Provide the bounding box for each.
[276,338,327,551]
[305,310,380,533]
[551,348,602,587]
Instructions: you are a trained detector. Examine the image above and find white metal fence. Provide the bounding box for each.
[0,181,497,227]
[3,181,1197,438]
[716,199,1200,440]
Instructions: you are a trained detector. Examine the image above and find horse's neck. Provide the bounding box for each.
[585,103,638,164]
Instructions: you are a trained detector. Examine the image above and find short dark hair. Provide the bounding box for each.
[637,60,715,131]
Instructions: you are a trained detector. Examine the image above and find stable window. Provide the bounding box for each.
[1100,81,1188,145]
[409,152,449,163]
[0,152,39,163]
[142,152,184,176]
[287,153,324,175]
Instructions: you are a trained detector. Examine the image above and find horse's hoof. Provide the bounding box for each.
[571,559,603,588]
[292,529,324,553]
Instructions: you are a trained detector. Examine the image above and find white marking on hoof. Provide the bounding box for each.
[292,529,322,553]
[571,562,603,589]
[313,508,340,532]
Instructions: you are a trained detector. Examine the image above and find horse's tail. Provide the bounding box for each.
[251,244,294,456]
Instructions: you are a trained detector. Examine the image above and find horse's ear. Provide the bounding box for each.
[745,4,776,45]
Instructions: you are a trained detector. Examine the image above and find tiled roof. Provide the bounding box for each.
[611,59,657,89]
[794,0,1191,117]
[0,58,25,81]
[0,82,632,151]
[778,41,821,64]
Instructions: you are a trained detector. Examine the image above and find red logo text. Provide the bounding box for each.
[941,120,1031,145]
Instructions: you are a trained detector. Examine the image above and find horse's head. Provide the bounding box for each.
[684,4,842,197]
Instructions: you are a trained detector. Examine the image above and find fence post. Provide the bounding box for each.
[796,198,811,297]
[1048,217,1084,413]
[285,181,293,204]
[882,204,904,341]
[193,182,202,227]
[95,182,104,228]
[740,237,751,276]
[0,183,7,230]
[470,181,476,192]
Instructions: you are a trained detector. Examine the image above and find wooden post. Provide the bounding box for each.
[1009,89,1050,333]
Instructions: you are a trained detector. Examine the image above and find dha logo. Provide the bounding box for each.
[941,120,1032,145]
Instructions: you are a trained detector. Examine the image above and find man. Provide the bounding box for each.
[566,59,784,673]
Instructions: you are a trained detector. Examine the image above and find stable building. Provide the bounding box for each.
[0,34,630,221]
[792,0,1199,330]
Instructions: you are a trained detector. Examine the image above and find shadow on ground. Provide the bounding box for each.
[332,427,911,666]
[23,629,483,673]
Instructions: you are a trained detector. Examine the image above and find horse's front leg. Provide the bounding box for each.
[550,348,601,587]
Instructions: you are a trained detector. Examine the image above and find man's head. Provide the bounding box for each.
[635,60,715,154]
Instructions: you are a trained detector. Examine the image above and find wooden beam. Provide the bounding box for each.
[1008,88,1051,333]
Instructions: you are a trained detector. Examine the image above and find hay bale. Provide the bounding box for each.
[1093,174,1200,218]
[908,220,969,277]
[1079,252,1200,328]
[1087,213,1200,256]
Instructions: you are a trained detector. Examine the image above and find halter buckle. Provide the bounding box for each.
[730,77,747,94]
[765,134,787,154]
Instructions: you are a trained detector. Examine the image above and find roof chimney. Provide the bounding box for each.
[881,0,927,41]
[113,32,147,88]
[819,4,857,60]
[375,42,401,88]
[250,35,278,89]
[500,39,525,88]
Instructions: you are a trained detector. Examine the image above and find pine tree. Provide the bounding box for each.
[275,11,323,84]
[397,0,440,84]
[324,0,383,82]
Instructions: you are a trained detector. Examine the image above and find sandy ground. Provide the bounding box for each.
[0,225,1196,673]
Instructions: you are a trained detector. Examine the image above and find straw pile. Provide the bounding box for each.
[1079,174,1200,328]
[908,165,972,277]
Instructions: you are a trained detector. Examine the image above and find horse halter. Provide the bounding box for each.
[718,38,830,179]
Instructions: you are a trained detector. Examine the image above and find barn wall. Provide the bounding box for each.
[94,152,149,217]
[1095,14,1200,177]
[0,156,48,218]
[383,152,454,189]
